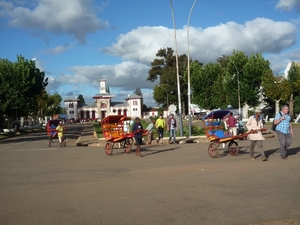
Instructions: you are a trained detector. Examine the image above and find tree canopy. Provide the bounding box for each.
[0,56,48,118]
[134,88,143,97]
[147,47,188,111]
[77,94,85,104]
[147,48,299,116]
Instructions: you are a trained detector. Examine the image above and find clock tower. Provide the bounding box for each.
[99,79,107,93]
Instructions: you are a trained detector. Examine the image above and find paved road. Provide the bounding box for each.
[0,127,299,225]
[0,124,85,151]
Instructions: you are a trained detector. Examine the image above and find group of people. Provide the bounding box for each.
[131,113,178,157]
[221,105,293,162]
[131,105,293,160]
[245,105,293,161]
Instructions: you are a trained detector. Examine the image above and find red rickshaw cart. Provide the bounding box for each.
[101,115,136,156]
[46,119,67,147]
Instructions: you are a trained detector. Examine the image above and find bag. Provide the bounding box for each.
[271,112,282,131]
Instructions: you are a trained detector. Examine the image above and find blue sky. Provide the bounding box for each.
[1,0,300,107]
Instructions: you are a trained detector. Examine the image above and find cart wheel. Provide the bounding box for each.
[124,143,131,154]
[127,138,133,145]
[105,142,113,155]
[208,142,219,158]
[228,141,239,156]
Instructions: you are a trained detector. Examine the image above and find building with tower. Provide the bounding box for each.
[63,79,143,121]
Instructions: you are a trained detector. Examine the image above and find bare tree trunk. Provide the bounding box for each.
[289,93,294,118]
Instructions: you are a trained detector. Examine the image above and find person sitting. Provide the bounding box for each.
[49,124,57,142]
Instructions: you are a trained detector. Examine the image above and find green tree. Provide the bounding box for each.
[77,94,85,104]
[261,71,291,114]
[0,56,48,121]
[133,88,143,97]
[36,90,50,117]
[35,91,63,117]
[0,59,15,114]
[287,62,300,117]
[147,48,188,113]
[294,96,300,115]
[241,52,271,108]
[190,61,226,110]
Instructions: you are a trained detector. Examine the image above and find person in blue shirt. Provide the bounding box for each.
[132,117,143,157]
[273,105,293,159]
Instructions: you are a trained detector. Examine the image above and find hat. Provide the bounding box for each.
[255,108,262,113]
[135,117,140,121]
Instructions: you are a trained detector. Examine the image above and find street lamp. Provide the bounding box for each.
[231,62,241,117]
[159,86,173,108]
[169,0,183,137]
[187,0,198,137]
[219,56,242,117]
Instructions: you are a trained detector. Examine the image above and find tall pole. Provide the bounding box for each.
[187,0,198,137]
[231,62,241,116]
[169,0,183,137]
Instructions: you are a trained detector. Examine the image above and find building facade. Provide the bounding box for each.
[64,79,143,121]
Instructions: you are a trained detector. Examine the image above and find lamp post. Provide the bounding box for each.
[159,86,173,108]
[231,62,241,116]
[187,0,198,137]
[219,56,241,117]
[169,0,183,137]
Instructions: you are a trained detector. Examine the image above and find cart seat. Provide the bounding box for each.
[209,130,232,139]
[206,121,221,126]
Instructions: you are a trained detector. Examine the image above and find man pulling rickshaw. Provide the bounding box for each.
[56,121,66,148]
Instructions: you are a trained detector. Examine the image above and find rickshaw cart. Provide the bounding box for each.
[101,115,135,156]
[202,110,265,158]
[46,119,67,147]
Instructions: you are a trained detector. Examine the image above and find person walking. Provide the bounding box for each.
[167,114,178,144]
[273,105,293,159]
[132,117,143,157]
[246,108,267,161]
[55,121,66,148]
[226,112,237,136]
[155,114,166,144]
[145,119,156,146]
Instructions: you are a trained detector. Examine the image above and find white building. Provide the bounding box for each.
[64,79,143,121]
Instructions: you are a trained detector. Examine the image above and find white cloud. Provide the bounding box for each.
[46,44,74,55]
[45,45,69,54]
[276,0,300,12]
[101,18,298,67]
[55,17,298,105]
[1,0,108,43]
[60,61,154,91]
